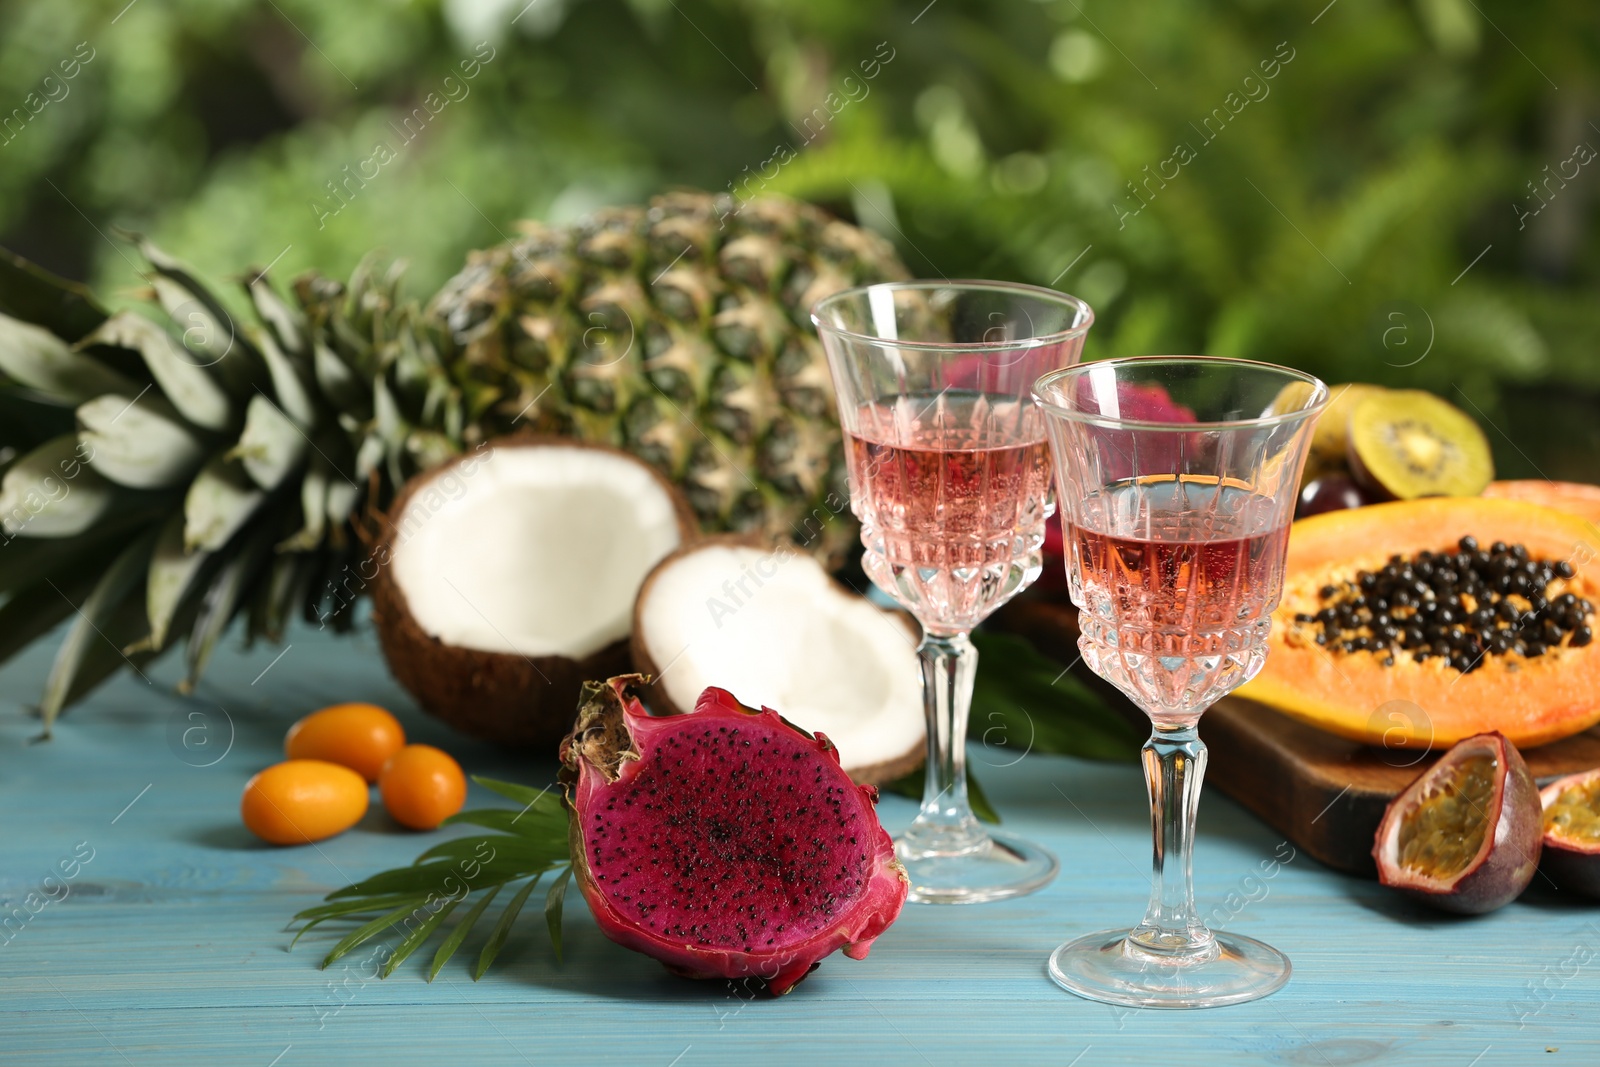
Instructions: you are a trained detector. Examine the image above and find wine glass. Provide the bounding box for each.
[812,280,1094,904]
[1033,356,1326,1007]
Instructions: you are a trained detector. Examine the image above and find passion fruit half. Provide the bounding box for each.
[1539,768,1600,898]
[1347,389,1494,500]
[1372,732,1542,914]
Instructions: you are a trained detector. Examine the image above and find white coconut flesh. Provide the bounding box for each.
[637,543,925,775]
[391,445,684,659]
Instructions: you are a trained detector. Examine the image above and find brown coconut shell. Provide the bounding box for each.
[630,532,925,787]
[368,435,699,752]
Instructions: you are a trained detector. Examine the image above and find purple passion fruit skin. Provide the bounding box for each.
[1372,732,1543,914]
[1539,769,1600,898]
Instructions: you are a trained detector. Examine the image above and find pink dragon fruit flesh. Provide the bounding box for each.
[559,676,909,995]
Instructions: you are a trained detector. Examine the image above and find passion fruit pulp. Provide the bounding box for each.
[1373,732,1542,914]
[1539,768,1600,897]
[1347,389,1494,500]
[1396,754,1496,877]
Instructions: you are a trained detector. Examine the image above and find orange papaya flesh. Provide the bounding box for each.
[1483,480,1600,528]
[1239,497,1600,749]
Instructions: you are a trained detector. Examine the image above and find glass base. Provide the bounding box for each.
[1048,928,1290,1008]
[897,827,1059,904]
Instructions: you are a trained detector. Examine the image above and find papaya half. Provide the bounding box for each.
[1484,479,1600,528]
[1239,497,1600,749]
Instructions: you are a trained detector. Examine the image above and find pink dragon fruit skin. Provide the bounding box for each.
[560,677,909,995]
[1100,380,1197,424]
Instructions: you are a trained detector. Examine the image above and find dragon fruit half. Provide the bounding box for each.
[559,676,908,995]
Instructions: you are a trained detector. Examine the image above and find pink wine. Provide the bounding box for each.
[845,394,1051,631]
[1069,480,1289,631]
[1067,480,1290,718]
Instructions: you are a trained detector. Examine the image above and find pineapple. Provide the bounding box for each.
[0,191,908,731]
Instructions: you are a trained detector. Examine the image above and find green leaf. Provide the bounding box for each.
[246,274,307,358]
[0,391,76,451]
[0,435,119,538]
[182,519,276,689]
[545,865,573,964]
[277,458,329,552]
[145,512,213,652]
[428,884,501,983]
[39,529,157,731]
[413,835,510,865]
[967,771,1000,826]
[471,776,559,809]
[0,247,107,344]
[83,312,233,433]
[57,596,159,713]
[327,860,526,900]
[148,276,241,376]
[410,834,564,870]
[969,630,1144,762]
[444,807,566,840]
[293,892,424,925]
[77,392,207,489]
[137,237,267,399]
[325,474,361,528]
[182,455,264,551]
[374,373,406,448]
[380,895,460,978]
[252,327,316,428]
[0,573,95,668]
[289,785,578,982]
[287,916,332,949]
[0,312,135,404]
[0,515,150,598]
[313,340,367,416]
[259,551,313,642]
[882,767,1001,825]
[320,903,419,969]
[228,393,307,491]
[473,875,541,981]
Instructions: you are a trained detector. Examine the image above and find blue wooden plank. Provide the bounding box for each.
[1,620,1596,1066]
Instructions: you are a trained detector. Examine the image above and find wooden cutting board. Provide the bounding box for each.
[1199,696,1600,875]
[991,597,1600,876]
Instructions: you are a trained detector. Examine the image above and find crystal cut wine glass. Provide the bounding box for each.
[812,280,1094,904]
[1033,356,1327,1006]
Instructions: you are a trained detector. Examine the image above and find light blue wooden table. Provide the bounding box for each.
[1,619,1594,1066]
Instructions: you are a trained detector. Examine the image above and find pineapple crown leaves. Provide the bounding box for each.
[289,777,574,980]
[0,235,462,734]
[0,191,907,731]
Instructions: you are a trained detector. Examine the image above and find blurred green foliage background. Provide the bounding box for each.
[3,0,1596,477]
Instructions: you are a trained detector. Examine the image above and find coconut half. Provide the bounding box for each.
[370,436,698,749]
[631,535,925,785]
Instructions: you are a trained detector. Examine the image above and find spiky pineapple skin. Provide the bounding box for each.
[423,191,905,557]
[0,192,908,727]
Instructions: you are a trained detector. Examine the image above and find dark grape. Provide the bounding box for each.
[1297,474,1370,518]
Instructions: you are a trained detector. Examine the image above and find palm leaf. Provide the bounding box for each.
[319,903,423,969]
[545,866,574,964]
[292,787,574,981]
[473,875,542,980]
[380,896,460,978]
[428,885,501,983]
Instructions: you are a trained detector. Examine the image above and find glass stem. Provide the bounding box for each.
[903,631,986,854]
[1130,721,1217,959]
